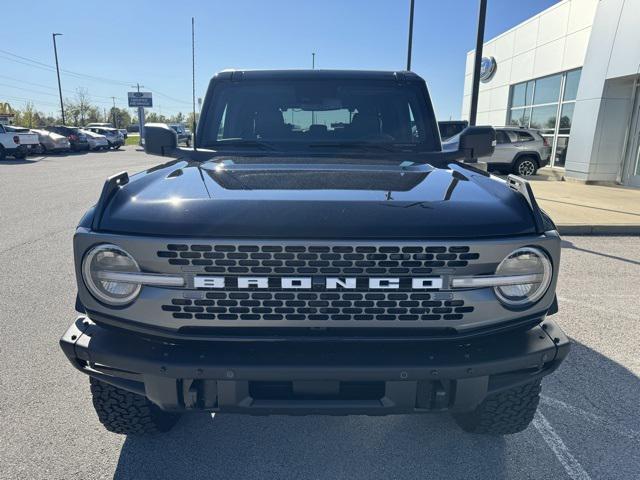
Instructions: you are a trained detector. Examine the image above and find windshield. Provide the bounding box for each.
[200,79,438,152]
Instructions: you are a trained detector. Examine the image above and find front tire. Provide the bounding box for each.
[452,380,541,435]
[90,378,181,435]
[513,156,538,176]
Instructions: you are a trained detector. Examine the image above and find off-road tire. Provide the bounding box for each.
[513,156,538,176]
[90,377,180,435]
[452,380,541,435]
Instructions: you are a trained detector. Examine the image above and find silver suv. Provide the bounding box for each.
[444,127,551,176]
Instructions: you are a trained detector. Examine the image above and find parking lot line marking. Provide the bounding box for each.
[533,412,592,480]
[541,395,640,440]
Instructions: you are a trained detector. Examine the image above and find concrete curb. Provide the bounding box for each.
[557,225,640,235]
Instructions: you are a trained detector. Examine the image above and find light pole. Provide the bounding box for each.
[406,0,415,70]
[311,52,316,124]
[111,96,117,128]
[52,33,65,124]
[469,0,487,127]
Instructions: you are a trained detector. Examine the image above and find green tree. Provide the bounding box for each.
[19,101,37,127]
[186,111,199,130]
[172,112,185,124]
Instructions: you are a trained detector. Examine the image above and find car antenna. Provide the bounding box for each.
[191,17,197,151]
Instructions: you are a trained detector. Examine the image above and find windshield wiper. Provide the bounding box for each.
[207,139,278,151]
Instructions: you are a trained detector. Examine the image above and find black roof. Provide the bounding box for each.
[213,69,424,82]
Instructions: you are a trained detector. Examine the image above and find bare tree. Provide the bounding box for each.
[75,88,91,126]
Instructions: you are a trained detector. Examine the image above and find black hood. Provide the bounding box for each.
[97,155,537,239]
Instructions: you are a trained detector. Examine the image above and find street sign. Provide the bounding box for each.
[128,91,153,108]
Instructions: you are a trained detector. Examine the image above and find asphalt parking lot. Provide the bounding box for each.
[0,148,639,480]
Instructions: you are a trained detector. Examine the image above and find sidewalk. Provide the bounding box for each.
[528,180,640,235]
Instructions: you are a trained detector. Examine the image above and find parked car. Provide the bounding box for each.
[168,123,191,146]
[43,126,90,152]
[443,126,551,176]
[83,122,128,140]
[0,123,28,159]
[61,69,568,438]
[81,129,109,150]
[3,125,41,155]
[31,128,71,153]
[438,120,468,141]
[84,127,124,149]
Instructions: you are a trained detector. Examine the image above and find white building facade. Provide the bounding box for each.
[462,0,640,187]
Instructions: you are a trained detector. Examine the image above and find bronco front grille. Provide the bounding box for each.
[156,244,480,276]
[161,291,474,322]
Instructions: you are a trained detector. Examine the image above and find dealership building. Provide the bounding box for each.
[461,0,640,187]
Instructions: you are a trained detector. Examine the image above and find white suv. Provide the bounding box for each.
[444,127,551,176]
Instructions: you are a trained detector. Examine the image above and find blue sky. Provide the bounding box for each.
[0,0,558,120]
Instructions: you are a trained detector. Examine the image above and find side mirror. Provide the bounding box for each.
[144,123,178,156]
[458,126,496,161]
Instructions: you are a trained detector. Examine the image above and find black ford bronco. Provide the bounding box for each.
[61,70,569,435]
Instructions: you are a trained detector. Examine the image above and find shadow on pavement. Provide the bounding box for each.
[0,149,125,165]
[0,158,42,165]
[562,239,640,266]
[112,340,639,480]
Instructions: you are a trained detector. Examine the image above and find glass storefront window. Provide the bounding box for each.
[511,83,527,107]
[559,103,574,134]
[563,69,581,101]
[507,107,530,127]
[530,105,557,133]
[510,81,534,107]
[533,74,561,105]
[507,69,582,168]
[554,137,569,168]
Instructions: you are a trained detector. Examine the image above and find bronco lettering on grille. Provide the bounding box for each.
[193,276,443,290]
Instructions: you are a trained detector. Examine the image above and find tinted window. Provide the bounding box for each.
[514,131,535,142]
[511,81,535,108]
[438,122,467,140]
[530,105,557,134]
[495,130,511,144]
[511,83,527,108]
[533,74,561,105]
[563,69,581,101]
[508,108,531,127]
[202,79,437,151]
[559,103,574,134]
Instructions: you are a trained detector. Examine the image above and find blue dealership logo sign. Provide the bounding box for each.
[480,56,497,82]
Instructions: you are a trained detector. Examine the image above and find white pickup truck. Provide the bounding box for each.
[3,125,41,156]
[0,124,41,159]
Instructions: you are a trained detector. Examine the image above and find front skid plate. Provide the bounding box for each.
[60,317,569,413]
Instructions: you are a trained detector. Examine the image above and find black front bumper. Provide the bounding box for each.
[60,317,569,415]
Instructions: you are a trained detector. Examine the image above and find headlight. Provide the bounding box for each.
[82,244,141,305]
[494,247,552,307]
